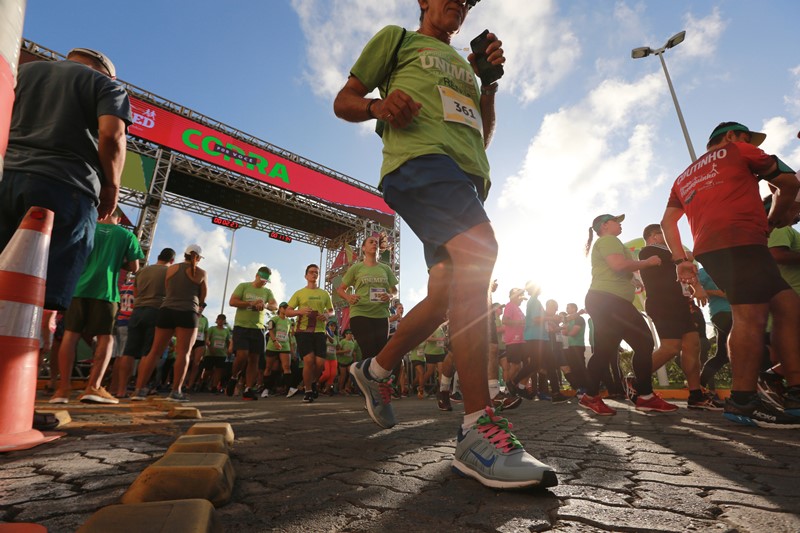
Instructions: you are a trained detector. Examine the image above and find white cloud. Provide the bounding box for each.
[153,209,287,317]
[785,65,800,116]
[292,0,580,105]
[679,7,726,59]
[491,71,670,305]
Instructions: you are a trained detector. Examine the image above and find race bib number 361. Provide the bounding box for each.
[437,86,482,133]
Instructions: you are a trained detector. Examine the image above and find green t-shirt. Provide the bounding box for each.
[589,235,635,301]
[424,326,446,355]
[267,315,293,352]
[409,342,426,363]
[288,287,333,333]
[337,338,357,365]
[325,336,340,361]
[341,261,399,319]
[768,226,800,294]
[350,26,490,195]
[195,315,209,342]
[232,282,274,329]
[74,223,143,301]
[206,326,231,357]
[565,316,586,347]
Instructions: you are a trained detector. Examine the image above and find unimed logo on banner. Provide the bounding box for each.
[127,97,393,216]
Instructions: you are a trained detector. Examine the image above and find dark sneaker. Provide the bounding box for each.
[784,386,800,417]
[512,386,534,401]
[724,397,800,429]
[635,393,678,412]
[579,394,616,416]
[452,406,558,489]
[225,377,238,397]
[130,388,149,402]
[536,392,552,402]
[302,392,314,403]
[449,391,464,403]
[437,390,453,411]
[757,372,786,411]
[492,391,523,410]
[242,388,259,401]
[551,393,569,404]
[349,359,397,429]
[688,396,723,411]
[166,391,190,402]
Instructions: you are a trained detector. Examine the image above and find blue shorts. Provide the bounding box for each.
[0,171,97,311]
[382,155,490,268]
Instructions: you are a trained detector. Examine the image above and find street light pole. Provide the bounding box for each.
[220,227,237,315]
[632,30,697,162]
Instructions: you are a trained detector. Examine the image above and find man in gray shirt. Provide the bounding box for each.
[0,48,131,312]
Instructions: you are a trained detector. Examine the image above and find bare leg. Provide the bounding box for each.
[769,289,800,386]
[442,222,498,415]
[729,303,769,391]
[135,327,176,390]
[171,327,198,393]
[57,331,82,391]
[87,335,114,390]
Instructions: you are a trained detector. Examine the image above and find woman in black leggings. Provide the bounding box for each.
[580,214,678,415]
[336,234,399,360]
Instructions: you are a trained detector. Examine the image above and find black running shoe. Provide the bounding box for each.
[724,397,800,429]
[242,388,259,401]
[225,377,238,397]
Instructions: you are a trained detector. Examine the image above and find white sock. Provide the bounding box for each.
[639,393,653,400]
[367,359,392,380]
[440,375,452,392]
[488,379,500,399]
[461,409,484,433]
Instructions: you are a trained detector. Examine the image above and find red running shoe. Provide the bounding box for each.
[579,394,616,416]
[635,393,678,412]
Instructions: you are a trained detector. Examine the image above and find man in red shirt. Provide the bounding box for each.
[661,121,800,428]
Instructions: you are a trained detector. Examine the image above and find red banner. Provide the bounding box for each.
[128,97,393,216]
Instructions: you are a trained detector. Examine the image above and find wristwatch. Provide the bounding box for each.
[481,82,499,96]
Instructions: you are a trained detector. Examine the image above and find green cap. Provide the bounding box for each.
[708,122,766,147]
[592,214,624,233]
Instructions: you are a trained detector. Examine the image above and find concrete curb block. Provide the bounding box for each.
[166,434,228,455]
[76,499,222,533]
[185,422,235,446]
[120,452,235,507]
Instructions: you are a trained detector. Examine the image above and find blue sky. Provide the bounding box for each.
[22,0,800,317]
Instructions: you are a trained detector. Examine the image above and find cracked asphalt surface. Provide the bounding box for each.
[2,391,799,532]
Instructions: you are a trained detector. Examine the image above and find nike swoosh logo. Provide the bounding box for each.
[470,449,496,468]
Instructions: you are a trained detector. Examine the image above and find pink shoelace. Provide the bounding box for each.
[377,376,394,405]
[475,406,521,453]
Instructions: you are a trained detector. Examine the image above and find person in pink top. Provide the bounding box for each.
[501,288,528,402]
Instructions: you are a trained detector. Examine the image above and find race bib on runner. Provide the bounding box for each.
[276,331,288,342]
[370,287,387,302]
[327,343,336,356]
[213,340,225,348]
[438,86,482,133]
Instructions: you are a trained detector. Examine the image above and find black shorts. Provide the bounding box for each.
[296,332,327,358]
[232,327,266,357]
[192,340,206,350]
[649,304,696,340]
[201,356,227,371]
[411,359,426,369]
[63,297,117,336]
[425,353,446,364]
[505,343,526,363]
[156,307,199,330]
[123,306,158,359]
[697,245,790,305]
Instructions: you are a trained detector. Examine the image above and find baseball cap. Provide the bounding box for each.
[278,302,288,308]
[184,244,203,258]
[708,122,766,147]
[68,47,116,78]
[592,214,625,233]
[257,266,272,280]
[509,288,527,300]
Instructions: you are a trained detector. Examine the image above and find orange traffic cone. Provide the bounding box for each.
[0,206,64,451]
